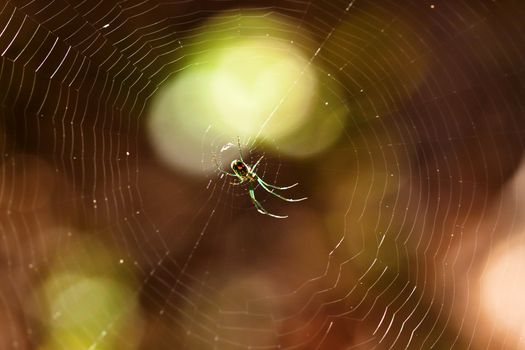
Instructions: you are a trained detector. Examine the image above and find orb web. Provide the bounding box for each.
[0,0,524,349]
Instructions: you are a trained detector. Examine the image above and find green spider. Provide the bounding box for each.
[215,138,307,218]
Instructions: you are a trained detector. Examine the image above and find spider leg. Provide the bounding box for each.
[217,169,236,177]
[231,179,244,186]
[236,136,244,162]
[248,185,288,219]
[219,169,236,177]
[251,155,264,172]
[257,178,307,202]
[257,177,298,190]
[213,155,236,177]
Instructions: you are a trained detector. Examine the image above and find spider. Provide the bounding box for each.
[215,138,307,218]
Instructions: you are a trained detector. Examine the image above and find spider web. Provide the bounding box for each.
[0,0,524,349]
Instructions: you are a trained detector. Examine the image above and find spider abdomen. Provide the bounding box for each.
[231,159,249,177]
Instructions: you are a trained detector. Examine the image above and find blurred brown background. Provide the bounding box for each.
[0,0,524,349]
